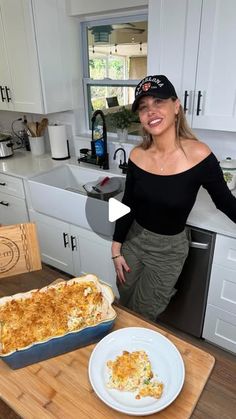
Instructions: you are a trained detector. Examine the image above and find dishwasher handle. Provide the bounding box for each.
[189,240,209,250]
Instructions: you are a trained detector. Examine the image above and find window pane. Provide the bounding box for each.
[84,18,147,136]
[89,58,106,79]
[87,84,140,135]
[87,21,147,80]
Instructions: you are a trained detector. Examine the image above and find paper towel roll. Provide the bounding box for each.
[48,124,69,159]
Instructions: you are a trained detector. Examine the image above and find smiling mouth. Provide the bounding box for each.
[148,118,162,127]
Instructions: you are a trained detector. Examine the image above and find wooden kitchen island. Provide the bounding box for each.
[0,303,215,419]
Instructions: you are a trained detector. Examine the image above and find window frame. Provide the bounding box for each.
[81,13,148,136]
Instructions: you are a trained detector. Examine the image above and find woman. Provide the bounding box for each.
[112,74,236,321]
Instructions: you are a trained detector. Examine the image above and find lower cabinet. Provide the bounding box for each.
[29,210,118,297]
[29,210,74,275]
[203,234,236,353]
[0,173,29,225]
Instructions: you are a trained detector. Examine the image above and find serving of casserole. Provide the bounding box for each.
[0,274,116,369]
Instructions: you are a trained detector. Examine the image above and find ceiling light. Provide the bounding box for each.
[91,26,112,43]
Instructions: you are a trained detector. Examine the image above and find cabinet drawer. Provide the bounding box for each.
[203,304,236,354]
[213,235,236,270]
[208,265,236,315]
[0,173,25,198]
[0,192,28,225]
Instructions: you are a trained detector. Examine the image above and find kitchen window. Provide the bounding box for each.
[81,15,148,135]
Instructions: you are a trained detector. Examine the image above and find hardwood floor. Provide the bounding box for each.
[160,324,236,419]
[0,264,235,419]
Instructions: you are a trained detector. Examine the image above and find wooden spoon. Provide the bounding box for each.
[37,118,48,136]
[27,122,37,137]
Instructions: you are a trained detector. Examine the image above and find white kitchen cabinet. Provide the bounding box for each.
[29,210,118,296]
[148,0,236,131]
[29,210,74,275]
[75,225,118,295]
[0,173,29,224]
[203,234,236,353]
[147,0,201,127]
[0,0,73,114]
[0,9,12,111]
[203,306,236,354]
[68,0,148,16]
[192,0,236,131]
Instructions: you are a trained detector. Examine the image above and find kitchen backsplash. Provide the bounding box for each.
[0,110,77,157]
[0,109,235,161]
[194,129,236,160]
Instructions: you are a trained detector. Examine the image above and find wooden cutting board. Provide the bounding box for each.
[0,306,215,419]
[0,223,41,279]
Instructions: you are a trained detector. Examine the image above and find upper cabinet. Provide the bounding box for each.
[67,0,148,16]
[148,0,236,132]
[193,0,236,131]
[0,0,73,114]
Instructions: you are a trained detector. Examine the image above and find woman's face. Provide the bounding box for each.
[137,96,180,135]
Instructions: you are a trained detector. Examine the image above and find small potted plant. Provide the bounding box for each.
[108,106,133,142]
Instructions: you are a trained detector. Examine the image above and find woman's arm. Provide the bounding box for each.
[113,158,136,243]
[111,240,130,284]
[202,153,236,223]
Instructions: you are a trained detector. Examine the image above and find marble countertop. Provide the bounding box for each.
[1,150,236,239]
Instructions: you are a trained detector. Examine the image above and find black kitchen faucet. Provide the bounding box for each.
[113,147,128,174]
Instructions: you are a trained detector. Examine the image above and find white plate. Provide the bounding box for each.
[88,327,185,416]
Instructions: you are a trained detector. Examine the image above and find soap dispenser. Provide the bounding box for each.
[91,110,109,170]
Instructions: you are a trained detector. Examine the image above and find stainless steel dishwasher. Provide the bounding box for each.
[158,226,216,338]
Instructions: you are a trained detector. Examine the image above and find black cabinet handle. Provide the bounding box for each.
[196,90,203,115]
[183,90,189,113]
[0,86,6,102]
[0,182,6,186]
[70,235,77,251]
[63,232,69,248]
[0,201,9,206]
[5,86,11,102]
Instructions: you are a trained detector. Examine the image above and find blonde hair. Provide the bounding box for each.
[138,100,199,150]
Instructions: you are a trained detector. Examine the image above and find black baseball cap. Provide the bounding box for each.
[132,75,178,112]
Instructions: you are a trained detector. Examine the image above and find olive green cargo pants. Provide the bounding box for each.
[117,221,189,321]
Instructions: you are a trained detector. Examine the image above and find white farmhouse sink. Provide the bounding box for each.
[28,164,125,236]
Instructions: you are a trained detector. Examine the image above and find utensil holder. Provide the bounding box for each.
[29,136,45,156]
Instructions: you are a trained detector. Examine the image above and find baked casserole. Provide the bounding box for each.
[107,350,164,399]
[0,274,116,356]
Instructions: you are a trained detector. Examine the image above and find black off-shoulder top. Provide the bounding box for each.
[113,153,236,243]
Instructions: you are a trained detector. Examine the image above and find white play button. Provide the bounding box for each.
[108,198,130,222]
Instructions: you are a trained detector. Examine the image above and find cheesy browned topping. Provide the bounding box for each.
[107,350,164,400]
[0,277,109,354]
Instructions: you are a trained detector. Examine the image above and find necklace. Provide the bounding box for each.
[156,147,180,173]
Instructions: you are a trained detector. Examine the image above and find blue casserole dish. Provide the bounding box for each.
[0,276,116,369]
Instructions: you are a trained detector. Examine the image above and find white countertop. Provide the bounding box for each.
[1,150,236,239]
[187,186,236,238]
[0,150,124,179]
[0,150,77,178]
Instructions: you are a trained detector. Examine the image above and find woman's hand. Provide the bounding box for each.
[111,241,130,285]
[113,255,130,285]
